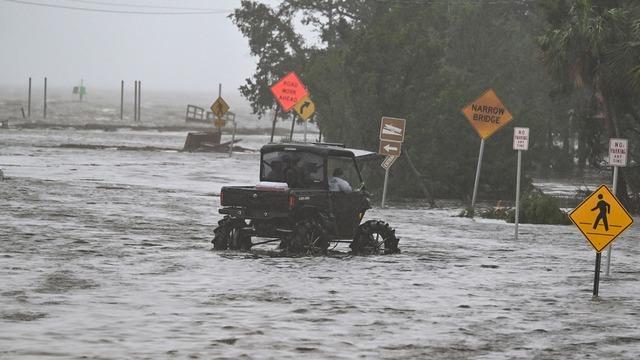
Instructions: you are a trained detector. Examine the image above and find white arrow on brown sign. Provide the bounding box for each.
[379,140,402,156]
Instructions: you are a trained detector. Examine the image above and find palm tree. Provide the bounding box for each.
[538,0,628,138]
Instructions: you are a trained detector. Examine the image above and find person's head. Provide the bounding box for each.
[598,194,603,199]
[333,168,343,177]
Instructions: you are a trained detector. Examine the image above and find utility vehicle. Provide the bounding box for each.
[213,142,399,255]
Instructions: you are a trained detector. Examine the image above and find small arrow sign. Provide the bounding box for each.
[384,144,398,152]
[293,95,315,121]
[379,140,401,156]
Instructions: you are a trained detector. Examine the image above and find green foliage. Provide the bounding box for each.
[507,191,571,225]
[231,0,640,205]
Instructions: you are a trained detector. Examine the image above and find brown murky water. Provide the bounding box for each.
[2,129,640,359]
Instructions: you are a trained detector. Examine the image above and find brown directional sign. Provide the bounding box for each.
[379,140,401,157]
[461,89,513,139]
[380,117,406,142]
[569,185,633,252]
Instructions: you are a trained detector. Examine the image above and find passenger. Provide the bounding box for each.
[328,168,352,192]
[265,160,285,181]
[284,156,303,188]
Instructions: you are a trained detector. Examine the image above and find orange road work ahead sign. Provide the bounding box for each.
[461,89,513,139]
[270,72,309,112]
[569,185,633,253]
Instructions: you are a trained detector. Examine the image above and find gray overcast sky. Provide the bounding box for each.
[0,0,279,92]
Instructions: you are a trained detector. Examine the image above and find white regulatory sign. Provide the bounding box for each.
[609,138,628,167]
[513,127,529,151]
[381,155,397,170]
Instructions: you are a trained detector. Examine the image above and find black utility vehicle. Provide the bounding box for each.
[213,142,400,255]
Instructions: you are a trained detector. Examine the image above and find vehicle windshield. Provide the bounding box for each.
[261,150,324,188]
[327,156,361,191]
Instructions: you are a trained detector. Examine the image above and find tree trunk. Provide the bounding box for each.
[402,149,436,208]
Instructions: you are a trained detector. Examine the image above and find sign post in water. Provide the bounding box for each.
[378,117,406,208]
[605,138,628,276]
[513,127,529,240]
[461,89,513,215]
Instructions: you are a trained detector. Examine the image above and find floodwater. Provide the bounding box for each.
[2,128,640,359]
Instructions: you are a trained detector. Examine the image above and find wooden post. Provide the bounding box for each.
[43,77,47,119]
[28,77,32,119]
[133,81,138,122]
[137,81,141,122]
[120,80,124,120]
[289,114,296,141]
[270,107,279,143]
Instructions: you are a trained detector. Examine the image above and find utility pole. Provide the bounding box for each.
[134,81,138,122]
[137,80,142,122]
[43,77,47,119]
[27,77,31,119]
[120,80,124,120]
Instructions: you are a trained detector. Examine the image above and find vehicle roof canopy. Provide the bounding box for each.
[261,142,376,159]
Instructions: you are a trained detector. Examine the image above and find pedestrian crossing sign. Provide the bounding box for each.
[569,185,633,252]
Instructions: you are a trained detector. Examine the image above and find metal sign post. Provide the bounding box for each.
[513,127,530,240]
[380,156,397,208]
[211,84,230,129]
[382,167,390,208]
[378,117,406,208]
[569,185,633,297]
[515,149,522,238]
[461,89,513,216]
[605,138,628,276]
[471,138,485,212]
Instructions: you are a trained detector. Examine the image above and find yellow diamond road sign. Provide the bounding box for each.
[214,118,226,128]
[294,95,315,121]
[211,96,229,118]
[569,185,633,253]
[461,89,513,139]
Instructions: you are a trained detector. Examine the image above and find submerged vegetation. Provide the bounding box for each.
[231,0,640,209]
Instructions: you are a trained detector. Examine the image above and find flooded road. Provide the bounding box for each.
[2,128,640,359]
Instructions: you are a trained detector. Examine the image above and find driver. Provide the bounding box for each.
[328,168,352,192]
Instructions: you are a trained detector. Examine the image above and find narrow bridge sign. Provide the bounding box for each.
[569,185,633,252]
[461,89,513,139]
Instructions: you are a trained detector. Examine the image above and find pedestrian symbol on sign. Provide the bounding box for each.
[591,194,610,232]
[569,185,633,252]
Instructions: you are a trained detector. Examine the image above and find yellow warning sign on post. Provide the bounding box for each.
[461,89,513,139]
[569,185,633,253]
[211,97,229,119]
[293,95,315,121]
